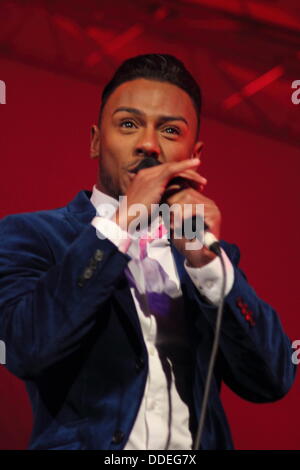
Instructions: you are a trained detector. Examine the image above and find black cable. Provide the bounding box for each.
[193,244,227,450]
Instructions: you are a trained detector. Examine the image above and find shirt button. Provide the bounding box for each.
[148,345,155,356]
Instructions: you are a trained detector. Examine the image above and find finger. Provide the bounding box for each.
[165,186,206,204]
[160,158,201,181]
[175,170,207,185]
[136,158,200,181]
[164,177,204,198]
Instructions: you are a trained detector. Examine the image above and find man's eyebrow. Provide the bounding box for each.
[112,107,189,126]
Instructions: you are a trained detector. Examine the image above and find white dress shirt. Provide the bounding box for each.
[90,185,234,450]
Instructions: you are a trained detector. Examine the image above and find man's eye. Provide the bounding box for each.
[120,120,136,128]
[119,121,180,135]
[164,127,180,135]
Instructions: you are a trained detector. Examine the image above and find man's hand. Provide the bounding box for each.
[113,158,206,231]
[112,156,221,268]
[166,187,222,268]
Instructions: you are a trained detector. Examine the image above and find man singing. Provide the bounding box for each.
[0,53,296,450]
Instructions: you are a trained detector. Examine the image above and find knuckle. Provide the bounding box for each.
[185,191,194,202]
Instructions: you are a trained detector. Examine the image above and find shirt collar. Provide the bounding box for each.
[90,184,119,217]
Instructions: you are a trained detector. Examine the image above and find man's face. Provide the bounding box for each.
[91,78,202,199]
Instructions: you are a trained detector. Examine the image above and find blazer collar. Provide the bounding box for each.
[66,189,97,227]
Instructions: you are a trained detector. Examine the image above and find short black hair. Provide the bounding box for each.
[98,53,202,140]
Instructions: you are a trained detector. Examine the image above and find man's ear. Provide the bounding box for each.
[190,141,204,159]
[90,125,100,159]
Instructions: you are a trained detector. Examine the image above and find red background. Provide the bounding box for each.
[0,0,300,450]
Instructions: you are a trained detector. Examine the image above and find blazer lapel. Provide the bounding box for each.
[169,240,200,302]
[66,190,145,342]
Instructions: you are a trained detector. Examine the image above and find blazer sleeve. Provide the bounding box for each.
[0,213,131,379]
[191,240,297,403]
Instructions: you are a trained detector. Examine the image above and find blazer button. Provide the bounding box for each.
[236,297,245,308]
[89,258,97,270]
[83,268,93,279]
[111,430,125,444]
[94,249,104,261]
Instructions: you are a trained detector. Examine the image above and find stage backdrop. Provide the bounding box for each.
[0,56,299,450]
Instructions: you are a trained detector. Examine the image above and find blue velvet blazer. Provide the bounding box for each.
[0,190,296,450]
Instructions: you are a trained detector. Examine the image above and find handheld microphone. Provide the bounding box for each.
[128,157,220,254]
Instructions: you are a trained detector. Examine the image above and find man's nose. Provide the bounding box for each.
[134,127,160,160]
